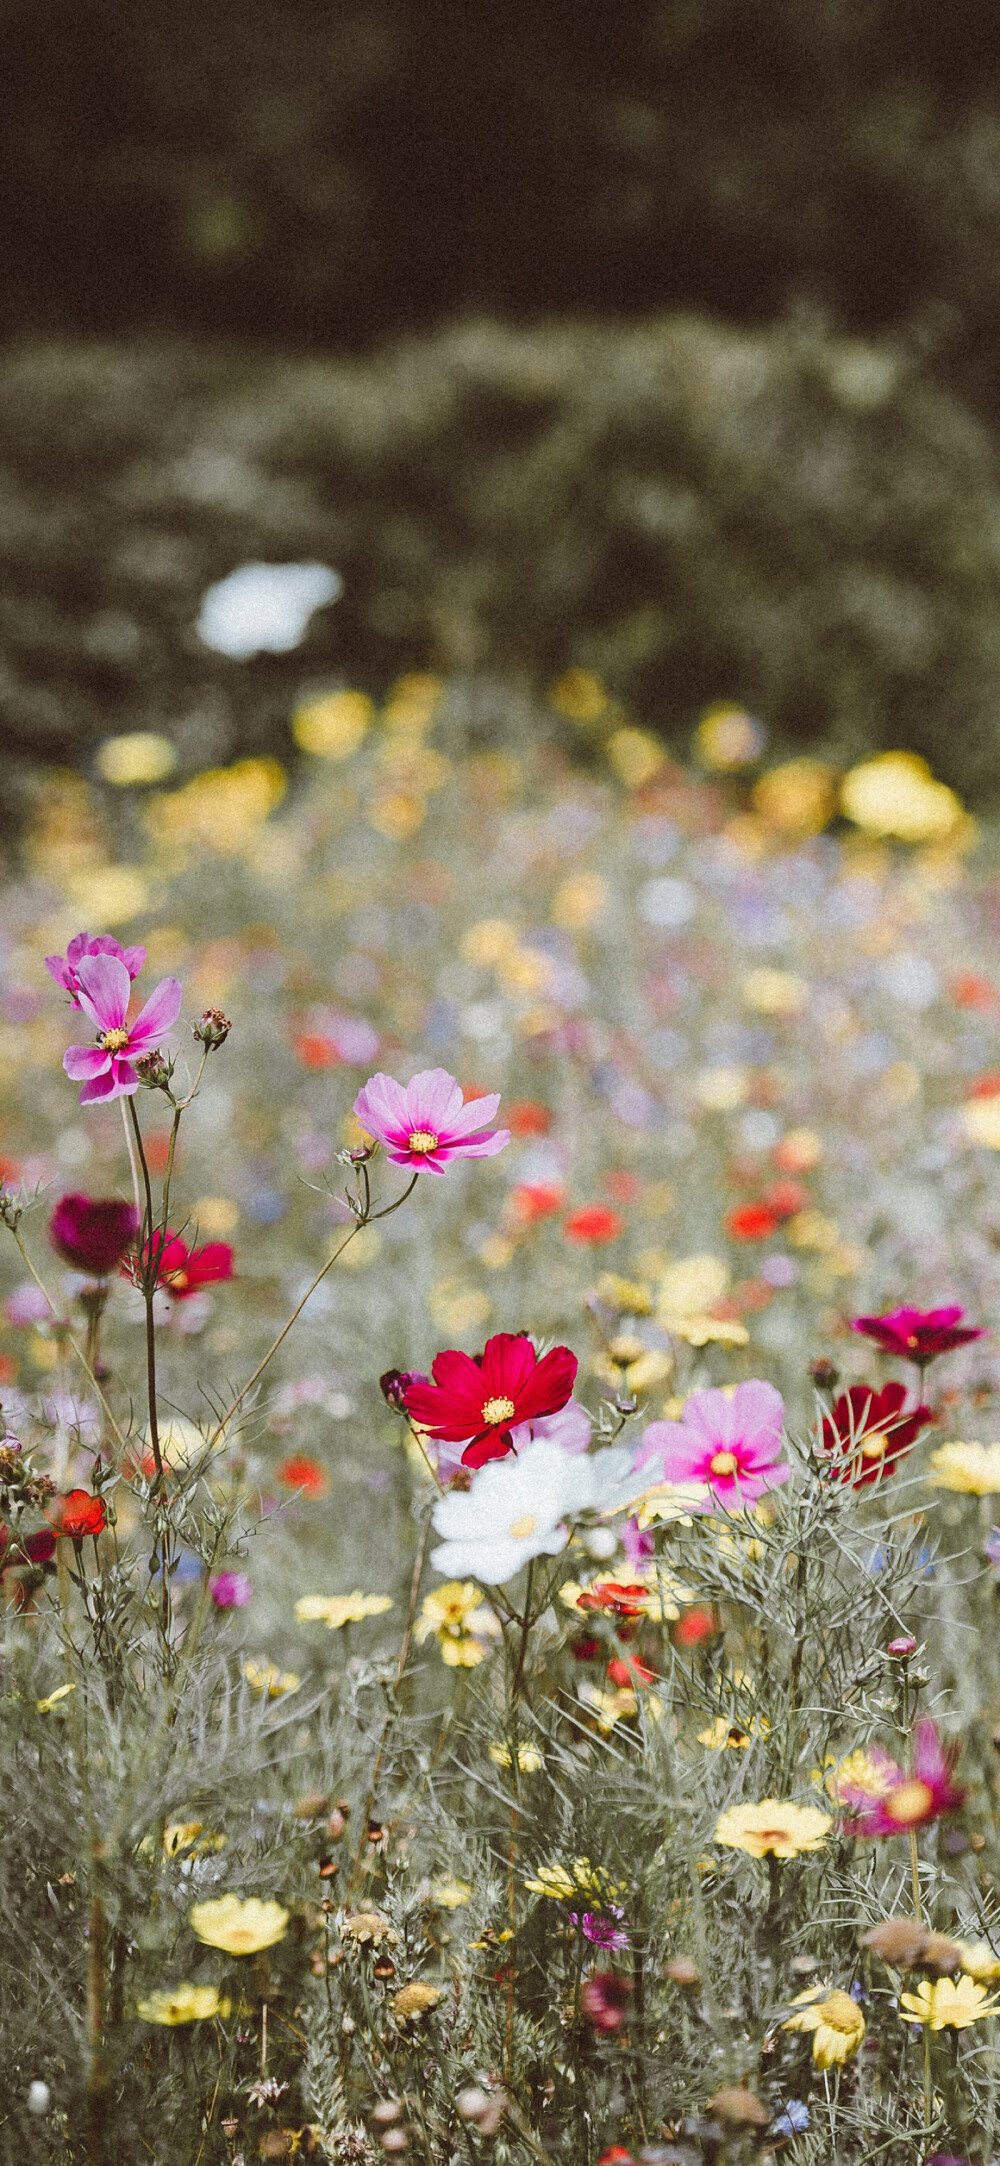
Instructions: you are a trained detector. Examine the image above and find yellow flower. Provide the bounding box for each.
[295,1592,394,1629]
[955,1939,1000,1981]
[489,1741,544,1772]
[524,1864,577,1900]
[392,1982,442,2023]
[190,1895,289,1956]
[524,1857,622,1902]
[636,1482,707,1528]
[783,1987,865,2067]
[415,1582,500,1667]
[595,1273,654,1316]
[899,1976,1000,2029]
[840,751,964,844]
[292,689,373,760]
[580,1681,640,1731]
[244,1660,301,1698]
[428,1878,472,1910]
[36,1683,76,1715]
[822,1748,898,1806]
[136,1984,227,2026]
[742,968,808,1016]
[698,1716,768,1751]
[714,1800,831,1861]
[963,1094,1000,1150]
[927,1441,1000,1495]
[163,1821,204,1857]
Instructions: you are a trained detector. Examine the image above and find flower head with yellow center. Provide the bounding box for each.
[783,1987,865,2067]
[899,1975,1000,2029]
[189,1894,289,1956]
[415,1581,500,1666]
[714,1799,831,1860]
[137,1984,227,2026]
[295,1591,394,1630]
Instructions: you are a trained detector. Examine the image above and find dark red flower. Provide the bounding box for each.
[580,1971,631,2032]
[380,1368,428,1411]
[47,1490,106,1539]
[0,1524,56,1570]
[50,1193,139,1277]
[403,1332,578,1469]
[819,1382,931,1487]
[126,1231,234,1299]
[852,1305,984,1363]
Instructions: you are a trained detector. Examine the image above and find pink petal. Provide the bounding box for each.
[74,953,131,1032]
[127,976,183,1053]
[121,945,147,978]
[79,1065,131,1103]
[404,1068,465,1130]
[63,1044,112,1081]
[442,1128,510,1159]
[354,1073,411,1140]
[441,1090,503,1138]
[45,955,73,991]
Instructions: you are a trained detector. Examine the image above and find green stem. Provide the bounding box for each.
[10,1234,127,1454]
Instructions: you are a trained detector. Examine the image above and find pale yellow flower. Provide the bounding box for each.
[190,1894,289,1956]
[783,1987,865,2068]
[524,1857,622,1902]
[489,1741,544,1772]
[136,1984,227,2026]
[698,1716,768,1751]
[415,1582,500,1668]
[295,1592,394,1629]
[714,1800,831,1861]
[244,1660,301,1698]
[955,1939,1000,1981]
[595,1273,653,1316]
[163,1821,204,1857]
[428,1878,472,1910]
[393,1981,442,2022]
[840,752,964,844]
[340,1912,398,1948]
[899,1975,1000,2029]
[822,1748,897,1807]
[36,1683,76,1715]
[927,1442,1000,1495]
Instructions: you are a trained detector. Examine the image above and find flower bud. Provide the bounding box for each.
[380,2130,408,2153]
[809,1357,839,1390]
[887,1634,918,1658]
[135,1050,171,1089]
[193,1008,232,1051]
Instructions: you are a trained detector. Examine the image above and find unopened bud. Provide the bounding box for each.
[664,1956,700,1987]
[887,1635,917,1658]
[0,1189,23,1232]
[809,1357,839,1391]
[135,1050,171,1089]
[380,1369,422,1412]
[193,1008,232,1050]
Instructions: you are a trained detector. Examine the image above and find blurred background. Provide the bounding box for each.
[5,0,1000,809]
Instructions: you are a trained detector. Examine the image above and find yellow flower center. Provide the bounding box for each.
[509,1514,537,1539]
[482,1396,516,1426]
[408,1130,439,1153]
[860,1434,887,1459]
[887,1778,935,1826]
[100,1027,130,1052]
[709,1450,739,1477]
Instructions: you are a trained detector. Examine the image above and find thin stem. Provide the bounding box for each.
[120,1098,142,1222]
[344,1508,430,1905]
[10,1233,127,1454]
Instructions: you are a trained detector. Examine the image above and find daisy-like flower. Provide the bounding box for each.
[714,1800,831,1860]
[782,1987,865,2068]
[352,1068,510,1174]
[571,1908,630,1950]
[819,1382,931,1487]
[404,1333,578,1469]
[823,1745,899,1806]
[927,1440,1000,1495]
[243,1661,301,1698]
[46,931,146,1006]
[295,1592,393,1629]
[852,1304,983,1364]
[127,1231,235,1298]
[429,1437,632,1584]
[839,1719,965,1837]
[899,1976,1000,2029]
[415,1581,501,1666]
[62,953,182,1105]
[633,1381,788,1513]
[136,1984,226,2026]
[189,1894,289,1955]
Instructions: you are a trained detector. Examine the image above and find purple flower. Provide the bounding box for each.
[5,1283,53,1328]
[50,1193,139,1276]
[621,1515,655,1571]
[353,1068,510,1175]
[62,954,182,1104]
[46,932,146,1008]
[210,1571,253,1609]
[985,1527,1000,1568]
[772,2102,810,2137]
[570,1909,630,1951]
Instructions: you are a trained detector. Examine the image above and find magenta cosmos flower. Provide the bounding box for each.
[353,1068,510,1174]
[403,1332,578,1468]
[50,1193,140,1277]
[46,932,146,1007]
[839,1719,965,1838]
[633,1380,788,1512]
[62,954,182,1105]
[852,1305,983,1363]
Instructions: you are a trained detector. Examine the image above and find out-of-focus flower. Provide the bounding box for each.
[899,1977,1000,2029]
[50,1193,139,1276]
[507,1181,565,1226]
[46,1490,106,1539]
[353,1069,510,1174]
[580,1971,631,2031]
[292,689,373,759]
[1,1526,56,1571]
[861,1917,962,1971]
[571,1909,629,1950]
[243,1661,301,1698]
[275,1455,329,1495]
[189,1893,289,1954]
[95,731,177,787]
[840,1720,964,1836]
[525,1856,622,1901]
[428,1878,472,1909]
[706,2088,769,2129]
[415,1581,500,1666]
[927,1441,1000,1494]
[136,1984,225,2025]
[430,1438,631,1584]
[62,954,182,1105]
[751,759,839,836]
[725,1203,780,1241]
[714,1800,831,1859]
[127,1231,234,1297]
[340,1911,398,1947]
[564,1205,625,1245]
[824,1746,899,1807]
[698,1715,768,1750]
[818,1382,931,1486]
[852,1305,983,1363]
[656,1254,748,1346]
[633,1382,788,1513]
[5,1283,55,1328]
[488,1741,543,1771]
[840,752,965,843]
[404,1333,577,1469]
[210,1571,252,1608]
[694,705,766,771]
[295,1592,393,1628]
[196,561,341,658]
[36,1682,76,1714]
[782,1988,865,2067]
[952,1939,1000,1981]
[45,932,146,1007]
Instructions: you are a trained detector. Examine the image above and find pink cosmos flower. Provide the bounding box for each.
[353,1068,510,1174]
[839,1719,965,1838]
[852,1305,984,1363]
[632,1380,788,1512]
[46,932,147,1007]
[210,1570,253,1608]
[62,954,182,1105]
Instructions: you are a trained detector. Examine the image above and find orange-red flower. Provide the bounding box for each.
[275,1455,329,1497]
[564,1206,624,1246]
[725,1203,779,1242]
[47,1490,106,1539]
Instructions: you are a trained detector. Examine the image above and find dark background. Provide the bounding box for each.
[5,0,1000,796]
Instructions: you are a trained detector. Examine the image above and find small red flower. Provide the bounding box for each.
[607,1655,656,1687]
[951,972,997,1009]
[852,1305,984,1363]
[126,1231,235,1299]
[0,1524,56,1569]
[275,1455,329,1497]
[506,1100,552,1136]
[577,1582,650,1619]
[508,1182,565,1226]
[403,1332,578,1468]
[763,1179,809,1219]
[580,1971,631,2032]
[47,1490,107,1539]
[673,1603,719,1647]
[819,1382,931,1486]
[725,1203,779,1242]
[603,1169,642,1204]
[563,1206,624,1246]
[294,1032,342,1070]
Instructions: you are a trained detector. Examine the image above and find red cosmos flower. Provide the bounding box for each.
[607,1655,657,1687]
[673,1603,719,1648]
[50,1193,140,1277]
[725,1203,779,1242]
[840,1719,965,1838]
[577,1582,650,1619]
[126,1232,235,1299]
[275,1455,329,1496]
[403,1332,578,1469]
[852,1306,984,1363]
[0,1524,56,1569]
[47,1490,107,1539]
[563,1206,624,1246]
[505,1100,552,1137]
[819,1382,932,1488]
[580,1971,632,2032]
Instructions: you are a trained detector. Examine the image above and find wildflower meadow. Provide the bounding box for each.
[6,685,1000,2166]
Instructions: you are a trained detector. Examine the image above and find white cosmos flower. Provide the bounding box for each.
[196,561,342,658]
[430,1439,633,1585]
